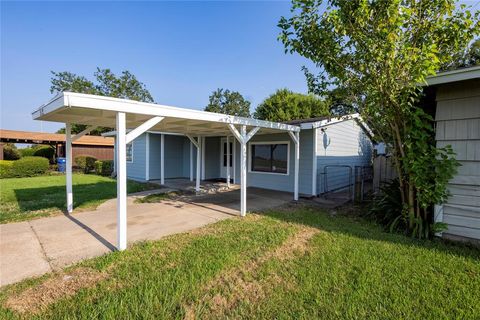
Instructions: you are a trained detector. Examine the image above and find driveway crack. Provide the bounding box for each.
[28,222,54,272]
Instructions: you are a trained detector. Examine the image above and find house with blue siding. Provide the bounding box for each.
[118,114,372,197]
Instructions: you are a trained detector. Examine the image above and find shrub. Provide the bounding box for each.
[2,156,50,178]
[33,145,55,162]
[19,148,35,157]
[0,160,15,178]
[3,143,21,160]
[75,155,97,173]
[94,160,114,176]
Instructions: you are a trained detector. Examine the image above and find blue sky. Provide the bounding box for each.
[1,1,315,132]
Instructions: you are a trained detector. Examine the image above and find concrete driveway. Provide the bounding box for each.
[0,187,292,287]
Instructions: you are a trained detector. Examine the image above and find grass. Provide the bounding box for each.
[0,174,158,223]
[0,206,478,319]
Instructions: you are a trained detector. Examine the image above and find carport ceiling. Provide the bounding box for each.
[33,92,300,136]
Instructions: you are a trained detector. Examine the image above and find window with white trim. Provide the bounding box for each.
[126,142,133,162]
[251,143,288,174]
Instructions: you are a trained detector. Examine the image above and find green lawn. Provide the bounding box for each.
[0,174,157,223]
[1,207,478,319]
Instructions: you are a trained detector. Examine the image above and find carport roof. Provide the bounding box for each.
[32,92,300,136]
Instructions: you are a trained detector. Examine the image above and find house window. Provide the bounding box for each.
[126,142,133,162]
[250,142,288,174]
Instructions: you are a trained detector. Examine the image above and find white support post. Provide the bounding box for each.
[226,135,230,188]
[196,136,201,192]
[116,112,127,251]
[189,141,193,181]
[289,131,300,201]
[160,134,165,185]
[240,126,247,216]
[201,137,205,180]
[65,123,73,213]
[312,128,317,196]
[145,133,150,181]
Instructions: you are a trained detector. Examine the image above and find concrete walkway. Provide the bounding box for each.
[0,187,292,287]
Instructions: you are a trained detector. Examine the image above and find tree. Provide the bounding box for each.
[51,68,154,135]
[204,88,251,117]
[279,0,479,238]
[442,38,480,70]
[254,88,329,121]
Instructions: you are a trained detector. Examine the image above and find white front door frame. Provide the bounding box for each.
[219,136,235,183]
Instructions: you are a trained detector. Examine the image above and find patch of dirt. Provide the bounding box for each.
[5,267,107,315]
[184,226,319,318]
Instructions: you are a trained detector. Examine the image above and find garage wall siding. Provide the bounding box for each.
[126,134,146,181]
[316,119,372,194]
[435,79,480,240]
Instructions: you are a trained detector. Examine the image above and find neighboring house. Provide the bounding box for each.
[425,66,480,241]
[0,129,114,160]
[109,115,372,197]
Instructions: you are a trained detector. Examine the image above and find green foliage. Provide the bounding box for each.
[279,0,478,238]
[254,88,329,121]
[19,147,35,157]
[51,68,154,135]
[442,38,480,71]
[94,160,114,176]
[32,145,55,162]
[75,155,97,173]
[0,160,14,178]
[3,143,21,160]
[204,88,251,117]
[2,156,50,178]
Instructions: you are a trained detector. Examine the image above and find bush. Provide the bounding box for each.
[19,148,35,157]
[94,160,114,176]
[0,160,15,178]
[75,155,97,173]
[33,145,55,162]
[3,143,21,160]
[0,157,50,178]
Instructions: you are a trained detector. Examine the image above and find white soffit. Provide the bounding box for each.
[426,66,480,86]
[32,92,300,136]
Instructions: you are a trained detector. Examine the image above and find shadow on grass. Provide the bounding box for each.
[13,182,118,213]
[260,205,480,261]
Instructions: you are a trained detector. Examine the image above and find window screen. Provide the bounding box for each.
[251,143,288,174]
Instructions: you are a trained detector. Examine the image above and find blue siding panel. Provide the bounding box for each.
[126,133,146,181]
[149,133,162,180]
[316,119,372,194]
[164,135,186,178]
[205,137,220,179]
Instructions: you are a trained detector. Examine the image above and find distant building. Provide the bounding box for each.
[0,129,114,160]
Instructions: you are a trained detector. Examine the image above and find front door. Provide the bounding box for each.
[220,138,234,181]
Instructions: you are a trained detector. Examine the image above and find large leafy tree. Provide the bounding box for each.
[442,38,480,70]
[204,88,251,117]
[51,68,154,135]
[279,0,479,238]
[254,88,329,121]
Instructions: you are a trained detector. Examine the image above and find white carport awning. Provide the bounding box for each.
[32,92,300,136]
[33,92,301,252]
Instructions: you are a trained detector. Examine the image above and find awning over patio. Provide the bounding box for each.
[33,92,301,251]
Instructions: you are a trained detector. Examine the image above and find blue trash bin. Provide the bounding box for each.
[57,157,66,172]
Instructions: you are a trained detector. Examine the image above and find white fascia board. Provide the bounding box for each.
[102,130,185,137]
[34,92,300,132]
[425,66,480,86]
[299,113,361,129]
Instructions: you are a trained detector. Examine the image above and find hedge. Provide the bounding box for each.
[20,148,35,157]
[0,157,49,178]
[75,155,97,173]
[0,160,14,178]
[3,144,21,160]
[94,160,114,176]
[33,146,55,162]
